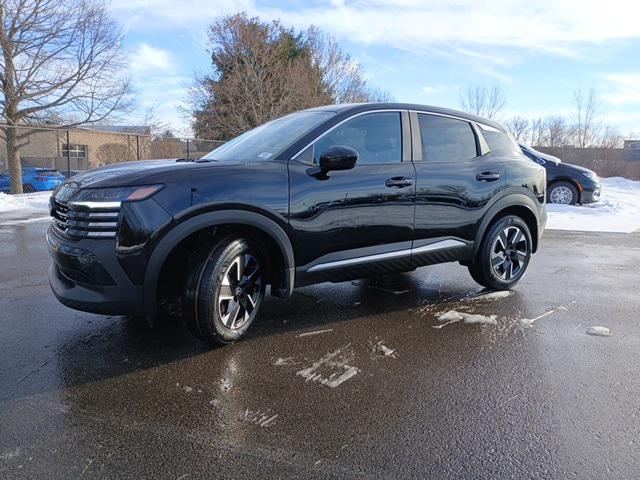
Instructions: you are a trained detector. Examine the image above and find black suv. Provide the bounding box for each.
[48,104,547,345]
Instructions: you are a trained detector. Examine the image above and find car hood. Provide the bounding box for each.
[58,159,246,190]
[556,162,597,176]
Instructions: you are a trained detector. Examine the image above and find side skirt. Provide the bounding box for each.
[295,238,472,287]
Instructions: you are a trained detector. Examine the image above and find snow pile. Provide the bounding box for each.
[547,177,640,233]
[0,191,51,214]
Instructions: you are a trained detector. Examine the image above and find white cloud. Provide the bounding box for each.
[129,43,173,73]
[601,73,640,105]
[422,84,457,95]
[112,1,640,53]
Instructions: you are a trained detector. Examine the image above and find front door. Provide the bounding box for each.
[288,110,416,284]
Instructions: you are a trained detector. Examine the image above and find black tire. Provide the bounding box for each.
[468,215,532,290]
[182,236,266,345]
[548,181,578,205]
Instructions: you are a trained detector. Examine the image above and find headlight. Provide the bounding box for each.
[69,185,163,208]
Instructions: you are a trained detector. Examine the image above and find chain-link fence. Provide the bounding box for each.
[0,124,224,194]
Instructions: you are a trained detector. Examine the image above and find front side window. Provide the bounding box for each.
[418,114,477,162]
[202,110,335,162]
[313,112,402,165]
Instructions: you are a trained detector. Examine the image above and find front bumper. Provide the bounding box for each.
[580,182,601,204]
[47,226,144,315]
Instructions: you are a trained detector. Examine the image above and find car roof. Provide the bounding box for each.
[304,102,506,132]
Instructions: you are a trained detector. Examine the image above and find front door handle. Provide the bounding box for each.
[476,172,501,182]
[385,177,413,188]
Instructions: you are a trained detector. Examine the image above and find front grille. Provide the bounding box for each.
[51,200,120,239]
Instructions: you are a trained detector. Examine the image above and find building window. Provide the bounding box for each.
[62,144,88,159]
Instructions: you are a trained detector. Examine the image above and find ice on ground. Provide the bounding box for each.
[436,310,498,326]
[586,326,611,337]
[462,314,498,325]
[372,341,397,358]
[0,191,51,213]
[547,177,640,233]
[297,345,359,388]
[438,310,467,322]
[273,357,295,366]
[469,291,512,301]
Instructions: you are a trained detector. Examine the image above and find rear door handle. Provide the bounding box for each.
[385,177,413,188]
[475,172,501,182]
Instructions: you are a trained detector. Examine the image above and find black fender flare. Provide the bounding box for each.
[473,192,542,257]
[143,209,295,316]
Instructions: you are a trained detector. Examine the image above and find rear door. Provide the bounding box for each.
[410,112,505,259]
[288,110,416,282]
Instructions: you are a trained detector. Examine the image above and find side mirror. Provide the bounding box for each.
[318,145,358,171]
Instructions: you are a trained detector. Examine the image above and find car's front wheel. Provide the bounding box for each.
[183,236,266,345]
[468,215,532,290]
[548,181,578,205]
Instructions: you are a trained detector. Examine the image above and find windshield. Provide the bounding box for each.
[202,110,335,161]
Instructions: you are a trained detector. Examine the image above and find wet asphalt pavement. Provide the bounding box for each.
[1,220,639,479]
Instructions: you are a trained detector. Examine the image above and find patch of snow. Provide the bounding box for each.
[547,177,640,233]
[372,341,397,358]
[0,191,51,213]
[586,326,611,337]
[468,290,512,301]
[273,357,295,366]
[297,345,359,388]
[435,309,497,327]
[438,310,466,322]
[462,314,498,325]
[298,328,333,337]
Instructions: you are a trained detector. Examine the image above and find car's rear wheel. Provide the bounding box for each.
[548,181,578,205]
[183,236,266,345]
[468,215,532,290]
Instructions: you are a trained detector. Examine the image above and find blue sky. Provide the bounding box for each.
[110,0,640,138]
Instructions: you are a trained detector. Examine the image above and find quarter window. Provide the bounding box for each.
[313,112,402,165]
[418,114,477,162]
[482,129,519,153]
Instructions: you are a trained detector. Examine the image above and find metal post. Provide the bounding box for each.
[186,138,190,159]
[66,129,71,176]
[136,135,140,161]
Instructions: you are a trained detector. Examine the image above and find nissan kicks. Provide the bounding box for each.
[48,103,547,345]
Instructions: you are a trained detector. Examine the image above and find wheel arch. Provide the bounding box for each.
[474,194,541,257]
[144,209,295,317]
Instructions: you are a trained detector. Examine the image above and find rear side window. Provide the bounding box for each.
[418,114,477,162]
[313,112,402,165]
[482,129,519,153]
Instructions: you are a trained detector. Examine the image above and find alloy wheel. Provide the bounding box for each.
[549,185,574,204]
[217,254,262,329]
[490,226,529,281]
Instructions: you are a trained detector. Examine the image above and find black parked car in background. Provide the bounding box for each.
[48,103,547,345]
[519,143,600,205]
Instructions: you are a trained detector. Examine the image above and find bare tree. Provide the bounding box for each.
[543,116,570,147]
[504,116,530,142]
[572,88,600,148]
[305,27,391,104]
[459,85,506,120]
[0,0,131,193]
[530,117,545,146]
[599,125,623,149]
